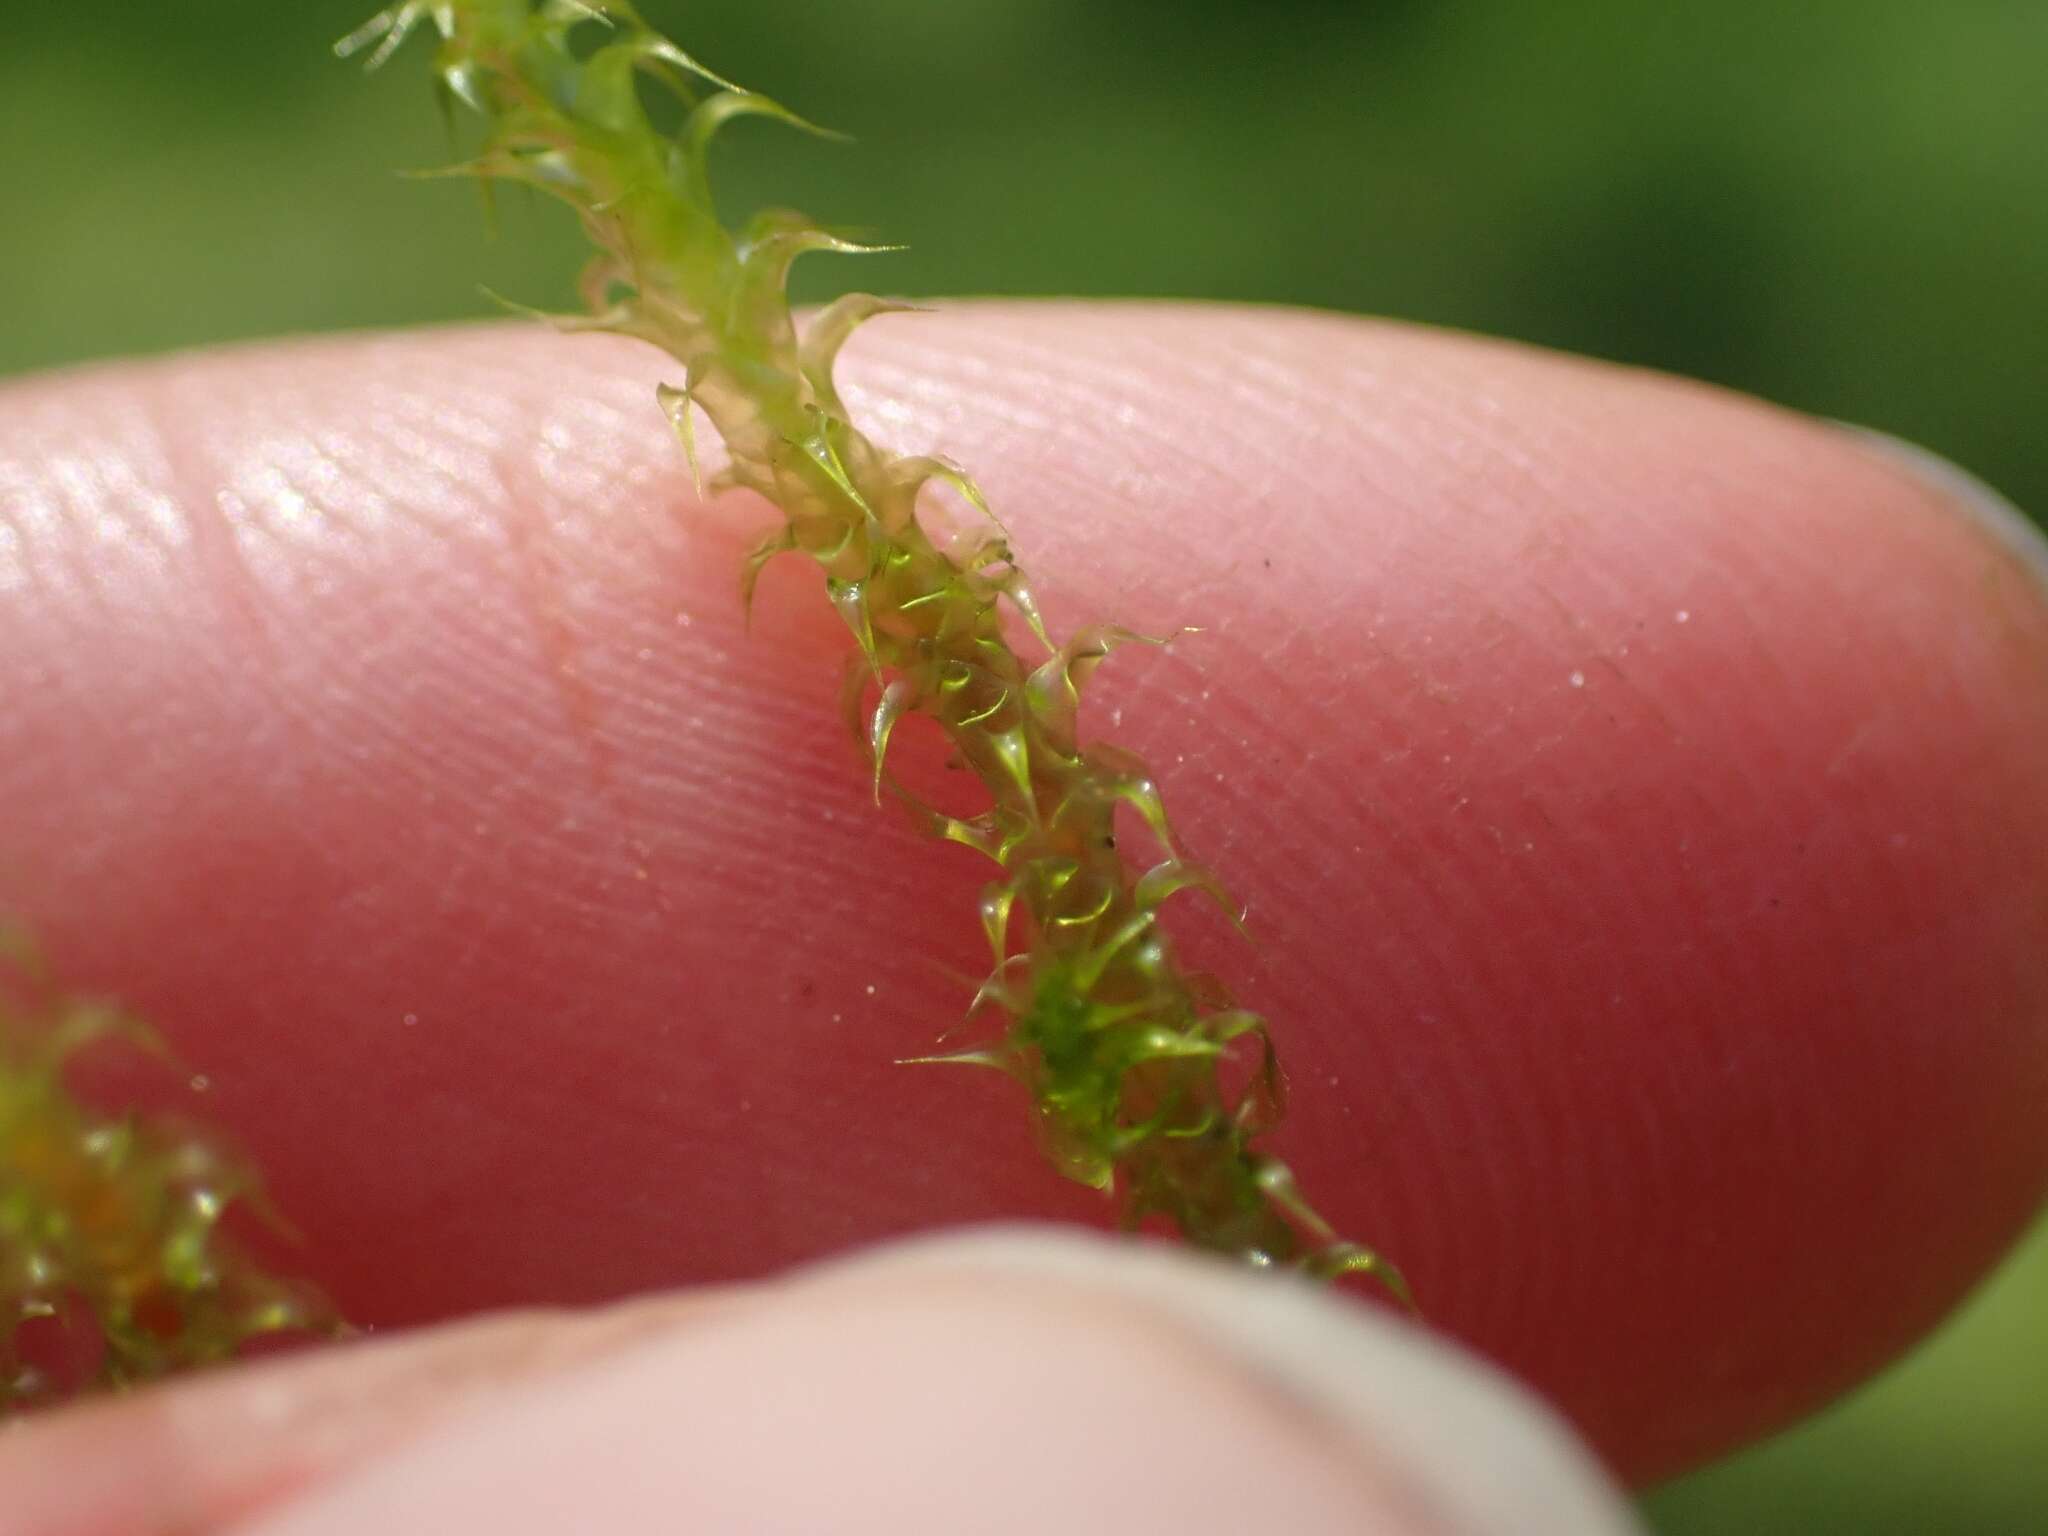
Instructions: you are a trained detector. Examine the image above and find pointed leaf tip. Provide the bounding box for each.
[336,4,430,70]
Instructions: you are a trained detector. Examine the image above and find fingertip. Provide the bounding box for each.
[230,1229,1638,1536]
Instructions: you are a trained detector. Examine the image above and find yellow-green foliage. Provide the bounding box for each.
[0,940,334,1408]
[352,0,1402,1294]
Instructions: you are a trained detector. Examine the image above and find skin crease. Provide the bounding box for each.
[1,303,2045,1487]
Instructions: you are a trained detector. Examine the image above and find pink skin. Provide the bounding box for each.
[2,303,2045,1487]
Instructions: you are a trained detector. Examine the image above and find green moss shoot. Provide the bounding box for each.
[0,936,336,1409]
[349,0,1404,1298]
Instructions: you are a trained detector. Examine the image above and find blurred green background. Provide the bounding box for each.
[3,1,2043,1525]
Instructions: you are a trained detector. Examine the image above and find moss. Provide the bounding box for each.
[353,0,1404,1297]
[0,936,337,1408]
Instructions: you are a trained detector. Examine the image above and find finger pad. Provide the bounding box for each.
[2,308,2043,1483]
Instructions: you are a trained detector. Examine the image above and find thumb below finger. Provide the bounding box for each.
[233,1226,1639,1535]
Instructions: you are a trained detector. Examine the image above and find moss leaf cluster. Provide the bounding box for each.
[1,938,336,1408]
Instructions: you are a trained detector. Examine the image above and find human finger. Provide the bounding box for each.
[0,1228,1642,1536]
[1,305,2043,1482]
